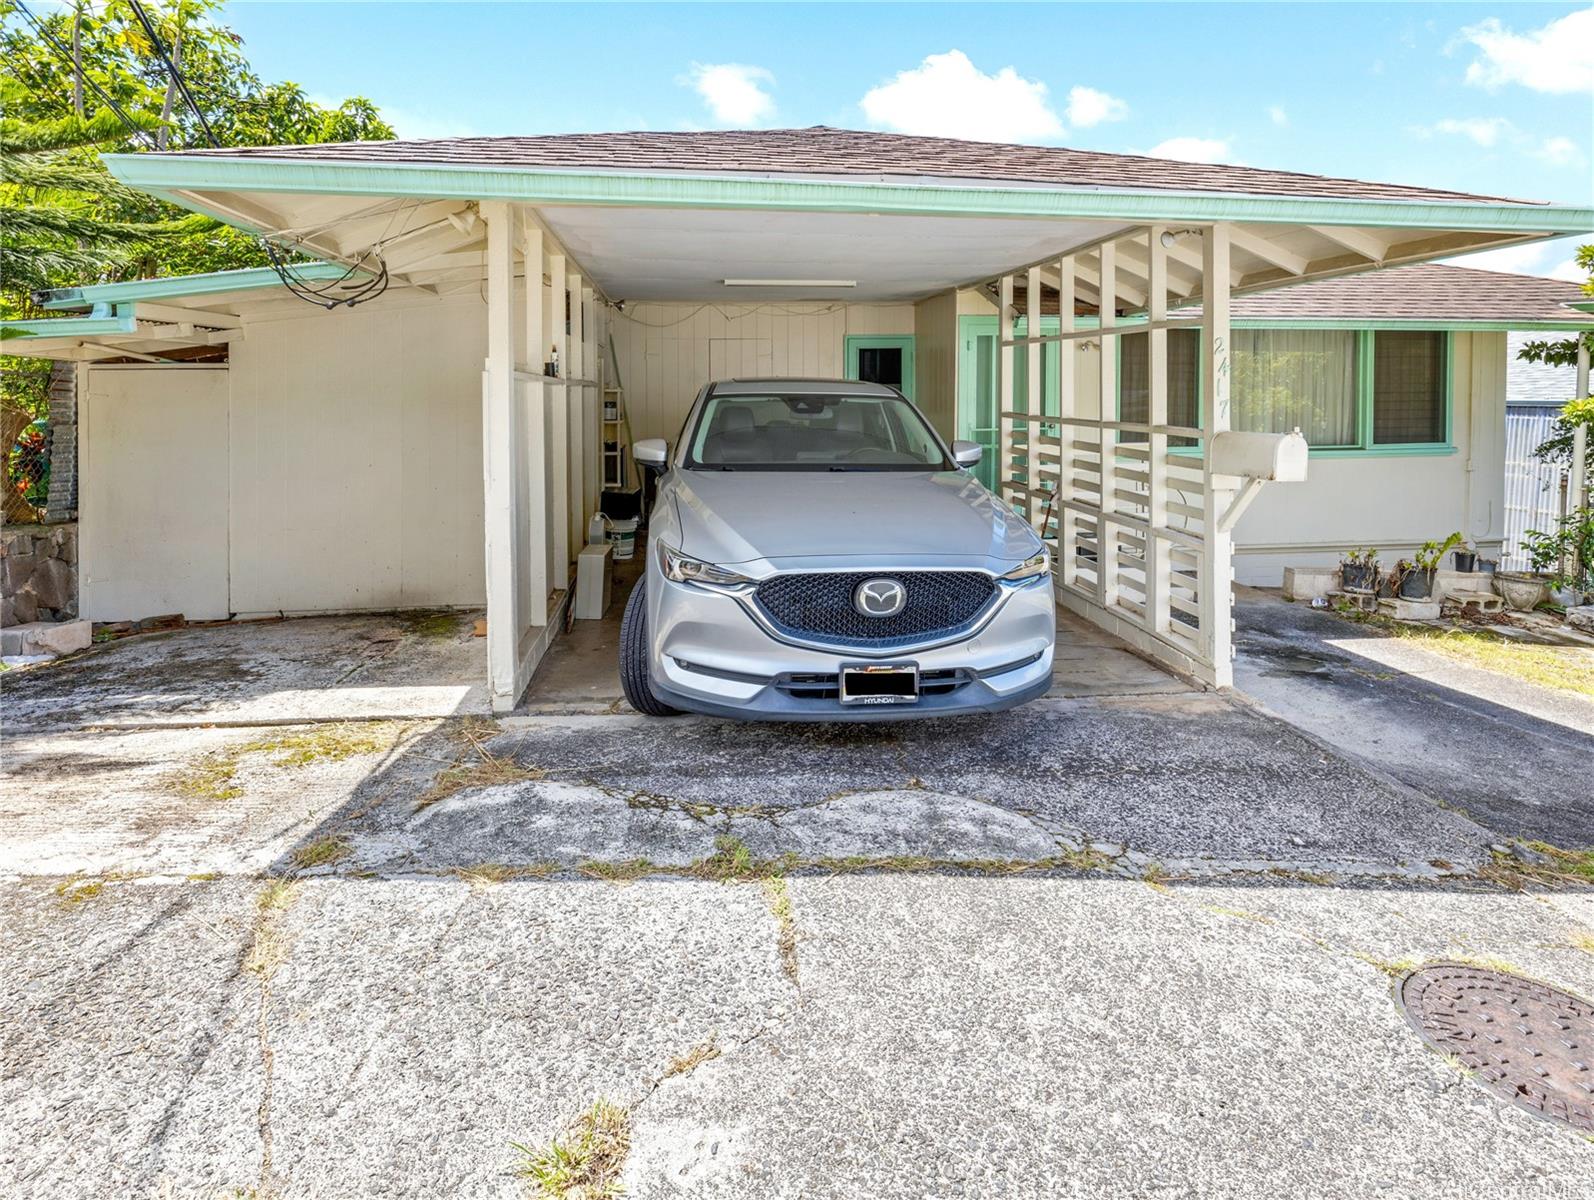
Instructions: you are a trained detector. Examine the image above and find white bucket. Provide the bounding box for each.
[607,517,639,561]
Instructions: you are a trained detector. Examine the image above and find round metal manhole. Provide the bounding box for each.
[1398,962,1594,1133]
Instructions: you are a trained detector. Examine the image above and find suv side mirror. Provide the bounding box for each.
[951,440,982,467]
[633,438,669,470]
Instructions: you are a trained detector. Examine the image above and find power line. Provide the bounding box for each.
[122,0,390,309]
[125,0,217,147]
[12,2,161,150]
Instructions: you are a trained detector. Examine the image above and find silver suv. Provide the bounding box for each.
[620,378,1054,720]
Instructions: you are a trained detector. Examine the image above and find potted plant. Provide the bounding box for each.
[1339,547,1379,592]
[1391,532,1462,601]
[1451,541,1478,573]
[1510,507,1594,609]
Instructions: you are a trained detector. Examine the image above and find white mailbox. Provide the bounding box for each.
[1209,430,1309,482]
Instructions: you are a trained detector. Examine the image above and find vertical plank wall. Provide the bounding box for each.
[608,302,916,441]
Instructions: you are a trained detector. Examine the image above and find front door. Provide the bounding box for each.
[844,335,915,400]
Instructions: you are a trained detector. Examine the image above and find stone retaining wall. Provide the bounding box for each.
[2,523,77,625]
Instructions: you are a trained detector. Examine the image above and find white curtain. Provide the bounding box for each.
[1231,329,1357,446]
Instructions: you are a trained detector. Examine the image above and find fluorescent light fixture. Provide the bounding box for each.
[722,278,857,288]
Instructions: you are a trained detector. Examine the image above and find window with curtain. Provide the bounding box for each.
[1373,331,1446,445]
[1231,329,1358,447]
[1118,330,1201,442]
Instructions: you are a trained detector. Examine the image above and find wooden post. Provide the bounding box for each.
[547,252,569,590]
[480,200,520,710]
[567,271,587,553]
[997,274,1015,508]
[1098,241,1118,610]
[1200,224,1234,687]
[1058,255,1078,590]
[521,218,548,627]
[1146,226,1170,636]
[582,283,600,525]
[1025,265,1042,527]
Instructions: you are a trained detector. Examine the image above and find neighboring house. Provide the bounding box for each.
[3,127,1590,703]
[1502,330,1580,571]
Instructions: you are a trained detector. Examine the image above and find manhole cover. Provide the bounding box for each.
[1398,963,1594,1132]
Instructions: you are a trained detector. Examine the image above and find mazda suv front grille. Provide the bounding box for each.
[752,570,998,648]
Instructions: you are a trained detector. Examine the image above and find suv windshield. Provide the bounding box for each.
[685,392,952,471]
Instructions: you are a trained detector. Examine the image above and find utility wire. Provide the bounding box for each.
[13,2,161,150]
[122,0,389,308]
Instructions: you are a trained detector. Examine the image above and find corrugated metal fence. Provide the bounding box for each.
[1502,405,1566,571]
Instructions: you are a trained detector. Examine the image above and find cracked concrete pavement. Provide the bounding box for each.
[3,608,1592,1197]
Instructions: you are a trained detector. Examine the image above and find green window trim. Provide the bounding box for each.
[1106,325,1454,457]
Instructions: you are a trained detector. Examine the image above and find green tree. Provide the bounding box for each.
[1516,243,1594,369]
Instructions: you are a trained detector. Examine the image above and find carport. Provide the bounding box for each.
[16,129,1589,709]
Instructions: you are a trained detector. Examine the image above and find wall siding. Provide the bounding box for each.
[228,293,487,614]
[608,302,915,442]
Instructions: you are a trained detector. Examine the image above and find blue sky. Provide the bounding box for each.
[59,2,1594,276]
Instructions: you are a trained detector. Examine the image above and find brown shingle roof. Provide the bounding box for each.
[168,126,1539,206]
[1223,263,1592,322]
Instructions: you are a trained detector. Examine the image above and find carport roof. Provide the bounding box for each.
[146,125,1534,207]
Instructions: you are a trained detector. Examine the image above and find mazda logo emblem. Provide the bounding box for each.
[854,578,906,618]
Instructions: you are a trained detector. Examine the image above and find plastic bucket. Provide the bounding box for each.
[607,517,639,561]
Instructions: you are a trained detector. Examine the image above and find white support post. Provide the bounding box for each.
[547,252,570,590]
[582,283,600,524]
[1146,226,1170,636]
[997,274,1015,507]
[521,219,548,628]
[1574,339,1590,513]
[567,271,587,556]
[1200,224,1235,687]
[1058,255,1078,590]
[1025,265,1042,527]
[1097,241,1118,610]
[480,200,520,711]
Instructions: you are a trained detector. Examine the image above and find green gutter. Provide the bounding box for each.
[38,262,351,310]
[102,153,1594,234]
[2,315,137,339]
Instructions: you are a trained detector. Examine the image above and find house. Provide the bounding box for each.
[4,127,1591,706]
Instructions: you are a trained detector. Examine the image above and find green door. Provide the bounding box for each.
[957,315,1062,491]
[844,335,915,400]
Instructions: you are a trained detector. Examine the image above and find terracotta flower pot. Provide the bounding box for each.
[1493,571,1549,612]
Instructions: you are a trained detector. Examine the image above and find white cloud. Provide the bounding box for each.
[1430,116,1513,147]
[1548,256,1588,283]
[1065,85,1127,127]
[1458,10,1594,94]
[1532,135,1583,166]
[1145,136,1233,164]
[1268,105,1288,127]
[1442,239,1589,281]
[683,63,775,127]
[859,50,1063,142]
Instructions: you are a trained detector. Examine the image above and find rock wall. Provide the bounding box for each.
[2,523,77,624]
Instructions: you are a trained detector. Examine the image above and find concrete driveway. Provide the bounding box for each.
[3,607,1591,1198]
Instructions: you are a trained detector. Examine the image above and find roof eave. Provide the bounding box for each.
[102,153,1594,235]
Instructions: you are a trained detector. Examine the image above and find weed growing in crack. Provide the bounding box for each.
[452,862,557,887]
[514,1098,631,1199]
[415,719,544,811]
[244,880,300,979]
[53,876,108,905]
[661,1041,722,1081]
[171,723,405,803]
[291,836,351,871]
[762,877,799,985]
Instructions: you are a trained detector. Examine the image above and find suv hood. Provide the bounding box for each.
[670,470,1043,570]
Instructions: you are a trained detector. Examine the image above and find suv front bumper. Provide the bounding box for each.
[647,571,1055,721]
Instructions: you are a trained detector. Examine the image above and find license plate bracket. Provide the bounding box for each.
[839,662,920,705]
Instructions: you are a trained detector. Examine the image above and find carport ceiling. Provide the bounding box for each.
[539,208,1129,302]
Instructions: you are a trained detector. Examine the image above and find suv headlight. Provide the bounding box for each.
[1000,550,1051,582]
[658,542,754,588]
